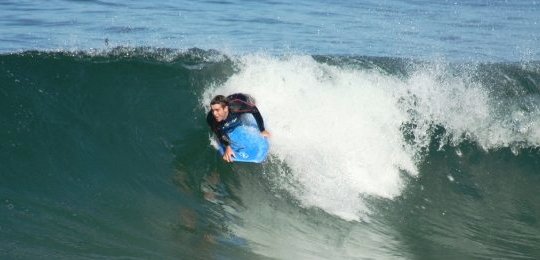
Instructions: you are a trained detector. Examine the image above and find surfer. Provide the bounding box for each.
[207,93,271,162]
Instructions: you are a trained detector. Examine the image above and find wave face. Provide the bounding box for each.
[1,49,540,259]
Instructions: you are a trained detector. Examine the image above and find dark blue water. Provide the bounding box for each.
[1,1,540,259]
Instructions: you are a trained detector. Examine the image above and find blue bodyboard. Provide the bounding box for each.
[218,114,269,163]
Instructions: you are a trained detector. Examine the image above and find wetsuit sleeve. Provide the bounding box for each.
[206,111,215,130]
[251,107,266,132]
[207,111,230,146]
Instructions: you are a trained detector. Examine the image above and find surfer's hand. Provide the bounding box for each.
[223,145,235,162]
[261,130,271,138]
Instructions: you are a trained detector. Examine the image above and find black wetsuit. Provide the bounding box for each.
[207,93,266,146]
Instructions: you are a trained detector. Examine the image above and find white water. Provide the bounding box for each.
[401,63,540,152]
[203,54,540,221]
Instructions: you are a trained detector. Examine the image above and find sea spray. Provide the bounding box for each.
[204,54,417,221]
[203,54,540,221]
[398,62,540,152]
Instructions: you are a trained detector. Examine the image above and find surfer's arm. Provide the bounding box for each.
[206,111,215,129]
[250,107,266,132]
[223,145,235,162]
[215,131,231,147]
[250,107,271,137]
[229,97,267,134]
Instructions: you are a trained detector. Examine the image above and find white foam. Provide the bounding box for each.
[204,54,417,221]
[399,63,540,152]
[202,54,540,221]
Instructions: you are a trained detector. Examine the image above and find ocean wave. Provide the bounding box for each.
[1,48,539,259]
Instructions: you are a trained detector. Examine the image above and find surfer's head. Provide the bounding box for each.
[210,95,229,122]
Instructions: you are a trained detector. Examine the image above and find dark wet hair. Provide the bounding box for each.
[210,95,228,107]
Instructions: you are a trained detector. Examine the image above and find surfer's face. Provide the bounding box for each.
[211,104,229,122]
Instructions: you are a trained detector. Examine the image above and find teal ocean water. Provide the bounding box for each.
[1,1,540,259]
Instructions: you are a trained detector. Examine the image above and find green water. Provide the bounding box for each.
[1,49,539,259]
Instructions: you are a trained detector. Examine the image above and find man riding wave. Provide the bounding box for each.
[207,93,271,162]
